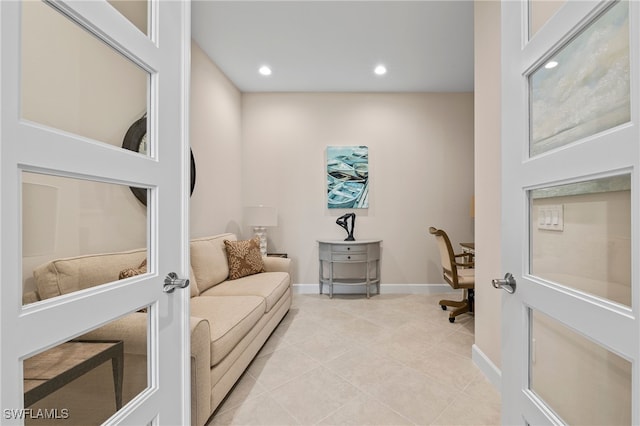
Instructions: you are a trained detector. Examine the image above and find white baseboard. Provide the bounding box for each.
[292,283,452,295]
[472,343,501,392]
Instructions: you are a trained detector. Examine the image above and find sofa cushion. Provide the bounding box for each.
[200,272,290,313]
[34,249,147,300]
[190,234,235,293]
[224,237,265,280]
[190,295,265,366]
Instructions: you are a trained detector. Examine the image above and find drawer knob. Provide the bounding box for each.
[347,256,351,259]
[347,247,351,251]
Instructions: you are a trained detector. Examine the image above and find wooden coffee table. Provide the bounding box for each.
[23,340,124,409]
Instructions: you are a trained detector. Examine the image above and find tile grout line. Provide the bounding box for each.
[209,294,495,425]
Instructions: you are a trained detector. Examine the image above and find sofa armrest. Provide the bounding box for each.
[190,316,212,426]
[79,312,148,356]
[78,313,212,363]
[80,313,212,426]
[263,256,292,275]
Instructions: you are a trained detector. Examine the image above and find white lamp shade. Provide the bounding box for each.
[244,206,278,227]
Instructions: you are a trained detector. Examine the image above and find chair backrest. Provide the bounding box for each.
[429,226,460,289]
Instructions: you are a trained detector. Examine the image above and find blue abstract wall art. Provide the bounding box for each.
[326,146,369,209]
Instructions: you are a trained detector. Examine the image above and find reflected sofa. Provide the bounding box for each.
[26,233,292,426]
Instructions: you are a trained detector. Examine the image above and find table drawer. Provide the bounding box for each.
[332,245,368,254]
[332,253,367,262]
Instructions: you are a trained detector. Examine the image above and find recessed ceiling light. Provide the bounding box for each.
[258,65,272,76]
[374,64,387,76]
[544,61,558,69]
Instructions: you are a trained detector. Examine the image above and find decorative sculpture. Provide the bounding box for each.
[336,213,356,241]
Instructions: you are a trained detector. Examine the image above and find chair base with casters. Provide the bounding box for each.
[440,288,474,323]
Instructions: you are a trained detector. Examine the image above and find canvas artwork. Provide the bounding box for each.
[530,1,629,157]
[326,146,369,209]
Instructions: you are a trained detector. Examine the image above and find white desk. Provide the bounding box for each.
[318,240,381,298]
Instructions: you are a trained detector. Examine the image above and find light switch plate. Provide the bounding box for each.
[537,205,564,231]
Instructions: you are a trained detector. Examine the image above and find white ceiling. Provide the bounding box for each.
[191,1,474,93]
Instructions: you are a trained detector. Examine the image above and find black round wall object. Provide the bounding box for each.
[122,115,196,206]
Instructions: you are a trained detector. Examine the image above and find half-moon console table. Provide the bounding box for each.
[318,239,382,298]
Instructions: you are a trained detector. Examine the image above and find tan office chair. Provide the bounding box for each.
[429,226,475,323]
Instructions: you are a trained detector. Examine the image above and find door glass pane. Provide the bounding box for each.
[529,0,566,38]
[529,1,629,157]
[21,1,149,152]
[108,0,148,35]
[530,175,631,306]
[22,172,148,305]
[23,308,149,425]
[530,309,631,425]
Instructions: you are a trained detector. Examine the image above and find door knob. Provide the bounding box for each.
[492,273,516,294]
[163,272,190,293]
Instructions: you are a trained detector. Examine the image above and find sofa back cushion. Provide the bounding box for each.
[33,248,202,301]
[34,248,147,300]
[190,233,235,293]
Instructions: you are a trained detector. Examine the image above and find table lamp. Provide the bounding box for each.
[244,205,278,257]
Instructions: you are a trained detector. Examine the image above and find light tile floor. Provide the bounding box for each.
[208,293,501,425]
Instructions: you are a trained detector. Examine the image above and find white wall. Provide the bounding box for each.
[474,0,503,372]
[21,6,475,304]
[189,42,243,238]
[241,93,474,285]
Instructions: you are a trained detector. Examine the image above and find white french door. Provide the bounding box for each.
[501,0,639,424]
[1,1,190,425]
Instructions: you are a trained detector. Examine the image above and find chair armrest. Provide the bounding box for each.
[454,252,474,269]
[263,256,292,275]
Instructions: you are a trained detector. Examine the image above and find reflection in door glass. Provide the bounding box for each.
[529,0,566,38]
[21,172,147,305]
[108,0,148,35]
[21,0,148,151]
[24,309,149,425]
[530,175,630,306]
[530,309,631,425]
[529,1,629,156]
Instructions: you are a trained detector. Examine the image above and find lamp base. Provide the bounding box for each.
[253,226,268,257]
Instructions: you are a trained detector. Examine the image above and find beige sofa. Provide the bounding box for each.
[27,233,291,426]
